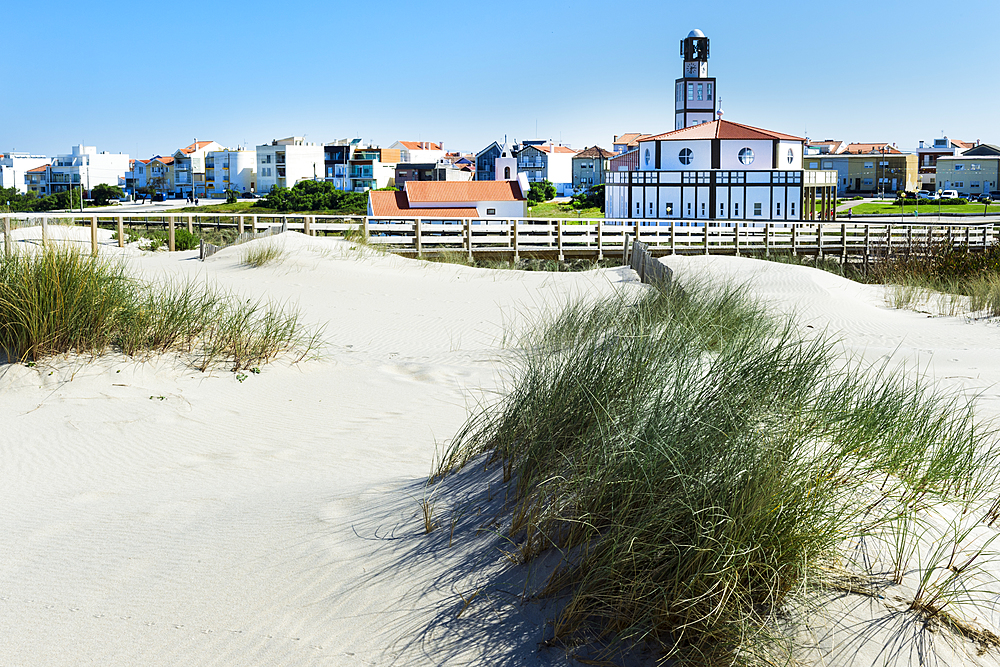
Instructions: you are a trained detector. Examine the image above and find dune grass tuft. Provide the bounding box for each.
[0,246,321,369]
[432,279,1000,665]
[240,241,289,268]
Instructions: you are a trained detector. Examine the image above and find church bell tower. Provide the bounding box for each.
[674,29,717,130]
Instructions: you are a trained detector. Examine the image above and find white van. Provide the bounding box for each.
[940,190,959,199]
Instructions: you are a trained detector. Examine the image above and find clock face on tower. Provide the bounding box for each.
[684,62,698,77]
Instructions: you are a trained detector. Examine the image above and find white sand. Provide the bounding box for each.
[2,233,1000,665]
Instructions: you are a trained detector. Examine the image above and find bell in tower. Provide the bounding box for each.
[674,29,717,130]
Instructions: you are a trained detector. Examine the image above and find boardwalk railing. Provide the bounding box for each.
[2,213,997,261]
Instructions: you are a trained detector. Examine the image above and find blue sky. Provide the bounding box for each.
[3,0,998,159]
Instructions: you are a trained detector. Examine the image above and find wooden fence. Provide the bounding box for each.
[1,213,997,262]
[627,237,673,288]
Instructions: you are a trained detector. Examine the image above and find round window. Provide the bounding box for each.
[739,148,755,165]
[786,148,794,164]
[678,148,693,165]
[644,148,651,166]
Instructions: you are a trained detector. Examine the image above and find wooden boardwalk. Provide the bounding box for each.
[3,213,997,262]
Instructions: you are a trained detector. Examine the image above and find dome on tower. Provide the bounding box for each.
[688,29,705,38]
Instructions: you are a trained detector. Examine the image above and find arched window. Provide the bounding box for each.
[644,149,651,166]
[786,148,794,165]
[504,166,510,179]
[739,148,755,165]
[678,148,693,165]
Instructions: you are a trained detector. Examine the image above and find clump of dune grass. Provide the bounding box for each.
[432,280,1000,665]
[240,241,288,268]
[0,246,321,370]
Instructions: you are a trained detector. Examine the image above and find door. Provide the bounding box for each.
[892,178,897,192]
[855,178,861,191]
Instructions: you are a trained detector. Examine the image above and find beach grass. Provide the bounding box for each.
[240,241,289,268]
[431,279,1000,664]
[0,246,320,369]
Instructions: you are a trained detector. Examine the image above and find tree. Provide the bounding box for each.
[527,180,556,204]
[225,189,239,204]
[571,184,605,213]
[91,184,124,206]
[255,180,367,214]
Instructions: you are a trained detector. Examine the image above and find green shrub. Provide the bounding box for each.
[173,228,199,251]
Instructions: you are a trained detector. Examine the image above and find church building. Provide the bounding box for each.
[605,29,838,223]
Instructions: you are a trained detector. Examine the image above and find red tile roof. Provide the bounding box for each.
[405,181,524,203]
[369,191,477,218]
[27,164,50,173]
[529,145,578,154]
[398,141,443,151]
[180,140,214,154]
[614,133,646,146]
[842,143,902,154]
[153,156,174,165]
[645,120,803,142]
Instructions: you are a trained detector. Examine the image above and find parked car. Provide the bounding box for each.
[240,192,260,199]
[976,194,992,203]
[940,190,959,200]
[990,191,1000,201]
[152,193,166,202]
[916,191,935,200]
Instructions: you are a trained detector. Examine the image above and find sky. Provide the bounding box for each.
[3,0,998,160]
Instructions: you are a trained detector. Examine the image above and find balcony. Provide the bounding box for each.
[519,161,544,168]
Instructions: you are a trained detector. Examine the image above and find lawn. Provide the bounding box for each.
[173,202,364,216]
[527,201,603,218]
[844,202,1000,216]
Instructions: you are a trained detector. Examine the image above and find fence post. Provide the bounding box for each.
[415,218,422,256]
[764,222,770,256]
[907,225,913,257]
[187,215,194,235]
[167,216,175,252]
[704,223,710,255]
[733,222,740,256]
[841,223,847,260]
[90,216,98,254]
[966,225,971,248]
[238,215,245,236]
[116,216,124,248]
[304,216,311,236]
[2,216,10,257]
[623,233,630,265]
[557,219,564,261]
[817,223,824,258]
[670,220,676,254]
[512,218,519,261]
[41,216,48,247]
[252,214,258,233]
[596,219,603,261]
[791,223,797,256]
[466,219,473,262]
[864,224,870,265]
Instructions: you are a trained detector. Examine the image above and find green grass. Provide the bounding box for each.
[240,241,289,268]
[0,246,321,370]
[844,203,1000,215]
[431,280,1000,664]
[527,201,604,218]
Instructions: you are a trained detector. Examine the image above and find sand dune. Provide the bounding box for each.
[2,233,1000,665]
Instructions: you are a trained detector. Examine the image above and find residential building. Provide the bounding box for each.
[916,136,977,192]
[147,157,174,195]
[804,140,844,155]
[324,139,361,190]
[935,144,1000,197]
[674,29,717,130]
[171,140,223,198]
[572,146,614,190]
[390,141,446,164]
[41,145,130,197]
[348,147,401,191]
[605,118,837,222]
[367,178,529,220]
[613,134,648,155]
[516,143,578,195]
[1,152,49,194]
[395,161,473,190]
[256,137,324,193]
[803,151,918,196]
[475,141,507,181]
[24,164,51,195]
[205,148,257,197]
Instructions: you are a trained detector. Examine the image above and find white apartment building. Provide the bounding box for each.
[390,141,446,164]
[1,152,49,194]
[256,137,323,193]
[205,148,257,197]
[46,145,130,196]
[516,143,578,195]
[171,140,223,198]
